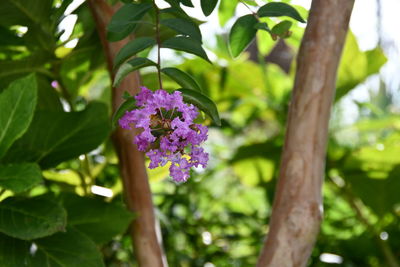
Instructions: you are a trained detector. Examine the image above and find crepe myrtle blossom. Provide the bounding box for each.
[119,87,209,182]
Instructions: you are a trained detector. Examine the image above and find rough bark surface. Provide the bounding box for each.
[88,1,167,266]
[257,1,355,266]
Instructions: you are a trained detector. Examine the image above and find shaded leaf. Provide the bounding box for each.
[113,57,157,87]
[229,15,258,58]
[113,37,156,70]
[62,194,134,244]
[162,36,210,62]
[257,2,305,23]
[180,0,194,7]
[0,163,42,193]
[112,97,136,128]
[107,3,152,42]
[0,233,30,267]
[162,67,202,92]
[0,196,66,240]
[255,22,270,32]
[32,227,105,267]
[3,103,110,169]
[178,89,221,126]
[201,0,218,16]
[0,74,37,159]
[160,18,202,42]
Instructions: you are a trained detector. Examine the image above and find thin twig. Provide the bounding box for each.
[153,0,163,89]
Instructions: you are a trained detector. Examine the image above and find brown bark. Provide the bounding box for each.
[88,1,167,266]
[257,1,355,266]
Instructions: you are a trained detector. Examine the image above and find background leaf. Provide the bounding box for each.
[178,89,221,126]
[201,0,218,17]
[2,103,110,169]
[0,163,42,193]
[0,74,37,158]
[0,233,30,267]
[162,36,210,62]
[113,37,156,70]
[229,15,258,58]
[257,2,305,23]
[0,196,66,240]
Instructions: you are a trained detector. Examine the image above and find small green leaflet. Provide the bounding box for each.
[161,67,202,93]
[271,20,293,39]
[162,36,210,63]
[160,18,202,42]
[113,37,156,70]
[113,57,157,87]
[229,15,258,58]
[201,0,218,17]
[257,2,305,23]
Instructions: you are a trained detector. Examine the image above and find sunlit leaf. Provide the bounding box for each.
[0,163,42,193]
[229,15,258,58]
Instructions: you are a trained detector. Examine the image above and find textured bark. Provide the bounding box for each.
[257,1,355,266]
[88,1,167,266]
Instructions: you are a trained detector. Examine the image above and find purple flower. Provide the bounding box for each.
[119,87,209,182]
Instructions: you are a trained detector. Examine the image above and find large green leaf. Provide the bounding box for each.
[0,74,37,159]
[257,2,305,23]
[229,15,258,58]
[161,67,202,92]
[160,18,202,42]
[178,89,221,126]
[62,194,134,244]
[201,0,218,16]
[0,196,66,240]
[113,37,156,70]
[0,163,42,193]
[0,233,30,267]
[107,3,152,42]
[0,0,53,27]
[2,102,110,169]
[31,227,105,267]
[113,57,157,87]
[162,36,210,62]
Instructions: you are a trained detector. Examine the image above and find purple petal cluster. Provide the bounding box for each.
[119,87,208,182]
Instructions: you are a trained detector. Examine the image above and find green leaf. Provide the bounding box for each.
[201,0,218,16]
[0,74,37,159]
[62,194,134,244]
[112,97,137,128]
[0,196,66,240]
[0,163,42,193]
[178,89,221,126]
[257,2,305,23]
[162,36,210,62]
[255,22,270,32]
[107,3,152,42]
[161,67,202,92]
[31,227,105,267]
[229,15,258,58]
[113,37,156,70]
[180,0,194,7]
[160,18,202,42]
[113,57,157,87]
[271,20,293,37]
[2,103,110,169]
[0,233,30,267]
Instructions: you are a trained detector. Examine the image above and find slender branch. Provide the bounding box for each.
[153,0,163,89]
[238,0,258,18]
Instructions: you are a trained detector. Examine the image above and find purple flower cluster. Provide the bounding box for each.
[119,87,209,182]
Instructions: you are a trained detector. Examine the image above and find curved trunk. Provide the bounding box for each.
[88,1,167,266]
[257,0,355,266]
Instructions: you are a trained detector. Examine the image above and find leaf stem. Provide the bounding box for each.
[153,1,163,89]
[239,0,259,18]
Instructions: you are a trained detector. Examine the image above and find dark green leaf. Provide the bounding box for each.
[162,36,210,62]
[0,233,30,267]
[0,196,66,240]
[271,20,293,37]
[178,89,221,126]
[201,0,218,16]
[160,18,202,42]
[255,22,270,32]
[162,67,202,92]
[3,103,110,169]
[31,227,104,267]
[107,3,152,42]
[113,37,156,70]
[0,163,42,193]
[257,2,305,23]
[113,57,157,87]
[0,0,53,27]
[112,97,137,128]
[0,74,37,159]
[229,15,258,58]
[62,194,134,244]
[180,0,194,7]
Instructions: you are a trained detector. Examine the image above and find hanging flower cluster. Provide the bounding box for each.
[119,87,209,182]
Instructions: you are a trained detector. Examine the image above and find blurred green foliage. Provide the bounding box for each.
[0,0,398,266]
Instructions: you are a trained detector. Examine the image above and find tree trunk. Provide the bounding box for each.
[88,1,167,266]
[257,1,355,266]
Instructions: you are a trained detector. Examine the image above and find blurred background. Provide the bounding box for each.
[0,0,399,266]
